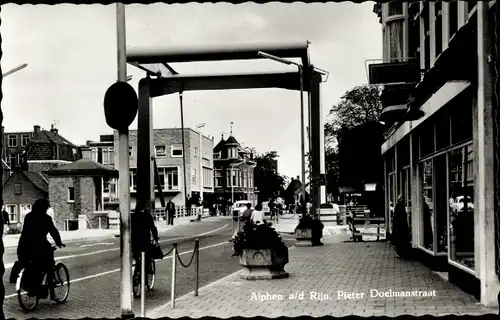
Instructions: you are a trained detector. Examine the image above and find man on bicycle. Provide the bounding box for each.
[17,199,65,296]
[131,202,159,273]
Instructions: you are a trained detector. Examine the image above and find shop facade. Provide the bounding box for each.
[372,1,500,307]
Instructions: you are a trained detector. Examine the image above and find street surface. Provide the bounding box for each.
[3,217,296,319]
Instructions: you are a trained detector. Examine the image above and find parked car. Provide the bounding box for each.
[450,196,474,213]
[232,200,252,221]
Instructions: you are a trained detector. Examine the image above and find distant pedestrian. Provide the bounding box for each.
[241,203,253,224]
[1,208,9,235]
[393,195,411,259]
[166,199,176,226]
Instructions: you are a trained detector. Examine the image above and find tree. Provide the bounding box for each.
[253,151,286,202]
[324,84,384,197]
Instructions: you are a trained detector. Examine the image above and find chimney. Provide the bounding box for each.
[34,125,40,134]
[50,125,58,135]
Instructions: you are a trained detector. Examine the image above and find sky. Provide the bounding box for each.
[1,3,382,178]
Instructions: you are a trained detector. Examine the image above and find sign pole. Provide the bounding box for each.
[116,3,134,318]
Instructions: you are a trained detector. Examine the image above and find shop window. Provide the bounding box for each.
[434,154,448,253]
[448,145,475,270]
[435,110,451,151]
[450,99,473,145]
[401,167,412,244]
[419,122,435,158]
[421,160,434,250]
[386,149,395,173]
[388,173,396,234]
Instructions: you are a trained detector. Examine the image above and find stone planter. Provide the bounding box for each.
[295,227,323,246]
[239,248,289,280]
[295,228,313,247]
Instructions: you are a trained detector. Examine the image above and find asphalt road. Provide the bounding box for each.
[3,216,295,319]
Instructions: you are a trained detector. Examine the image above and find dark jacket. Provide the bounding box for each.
[131,212,159,256]
[166,201,176,214]
[2,210,9,226]
[17,211,63,263]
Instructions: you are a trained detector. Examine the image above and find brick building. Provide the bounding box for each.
[46,157,118,231]
[213,135,256,205]
[2,169,48,230]
[85,134,118,206]
[113,128,214,209]
[2,126,33,169]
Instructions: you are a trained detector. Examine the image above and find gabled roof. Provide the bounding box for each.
[225,135,239,146]
[22,171,49,193]
[213,138,226,152]
[4,170,49,193]
[29,130,76,147]
[46,158,118,178]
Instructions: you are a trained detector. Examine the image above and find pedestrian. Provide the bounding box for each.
[197,198,203,222]
[393,194,411,259]
[166,199,175,226]
[250,203,264,224]
[1,208,8,235]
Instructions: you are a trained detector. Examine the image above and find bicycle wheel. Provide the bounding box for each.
[17,270,39,312]
[132,264,141,298]
[147,259,155,291]
[52,263,70,303]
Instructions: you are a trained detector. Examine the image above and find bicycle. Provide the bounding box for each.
[16,246,70,312]
[132,250,156,298]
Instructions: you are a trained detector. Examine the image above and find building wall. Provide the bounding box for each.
[379,1,499,307]
[49,176,95,230]
[3,172,47,224]
[113,128,214,208]
[2,131,32,167]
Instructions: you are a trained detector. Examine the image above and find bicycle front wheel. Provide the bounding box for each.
[17,270,39,312]
[147,259,156,291]
[52,263,70,303]
[132,264,141,298]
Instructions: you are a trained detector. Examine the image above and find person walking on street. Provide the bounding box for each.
[393,195,411,259]
[166,199,176,226]
[197,198,203,222]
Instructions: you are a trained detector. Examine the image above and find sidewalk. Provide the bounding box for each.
[2,214,202,248]
[150,234,498,318]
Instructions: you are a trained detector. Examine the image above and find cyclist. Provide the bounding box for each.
[131,202,159,273]
[17,199,65,297]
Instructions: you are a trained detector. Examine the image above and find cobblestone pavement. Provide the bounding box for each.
[150,235,499,318]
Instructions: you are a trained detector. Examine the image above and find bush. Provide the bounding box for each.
[232,221,287,256]
[296,215,324,230]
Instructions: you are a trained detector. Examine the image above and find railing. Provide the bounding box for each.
[138,239,200,316]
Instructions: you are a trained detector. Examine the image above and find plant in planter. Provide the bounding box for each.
[232,221,289,280]
[294,215,324,247]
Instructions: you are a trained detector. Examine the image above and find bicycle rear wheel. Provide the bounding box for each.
[52,263,70,303]
[147,259,156,291]
[17,270,39,312]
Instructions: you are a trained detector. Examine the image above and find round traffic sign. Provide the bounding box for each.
[103,81,138,130]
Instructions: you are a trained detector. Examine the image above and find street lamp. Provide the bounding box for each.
[3,63,28,78]
[196,123,206,202]
[258,51,306,206]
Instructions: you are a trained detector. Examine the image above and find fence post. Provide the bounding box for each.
[171,244,177,308]
[140,251,146,317]
[195,239,199,297]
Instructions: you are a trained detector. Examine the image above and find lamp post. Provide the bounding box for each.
[196,123,206,202]
[258,51,306,204]
[2,63,28,78]
[116,3,134,318]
